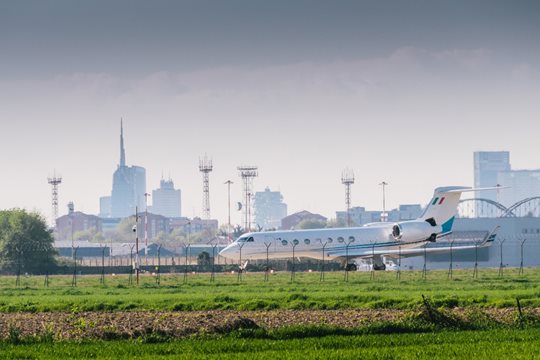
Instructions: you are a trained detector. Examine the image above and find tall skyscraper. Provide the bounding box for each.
[497,170,540,207]
[152,178,182,218]
[110,121,147,218]
[254,187,287,229]
[474,151,510,216]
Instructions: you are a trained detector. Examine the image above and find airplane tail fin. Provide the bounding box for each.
[420,186,505,236]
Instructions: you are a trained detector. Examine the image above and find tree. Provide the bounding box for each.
[326,218,348,228]
[0,209,57,274]
[197,251,211,271]
[296,219,327,229]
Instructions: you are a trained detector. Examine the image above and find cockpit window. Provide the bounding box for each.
[247,237,254,242]
[237,236,248,243]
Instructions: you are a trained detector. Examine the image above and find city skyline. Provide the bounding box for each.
[1,1,539,225]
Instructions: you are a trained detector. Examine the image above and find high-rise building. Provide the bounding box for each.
[473,151,510,215]
[497,170,540,207]
[99,196,111,218]
[110,121,147,218]
[254,187,288,229]
[152,178,182,218]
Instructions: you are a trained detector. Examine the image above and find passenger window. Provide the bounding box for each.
[281,240,288,246]
[304,239,310,245]
[337,237,344,243]
[348,236,355,242]
[327,237,333,243]
[293,239,299,246]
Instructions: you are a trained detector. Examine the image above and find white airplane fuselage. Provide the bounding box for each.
[219,186,500,263]
[219,224,424,261]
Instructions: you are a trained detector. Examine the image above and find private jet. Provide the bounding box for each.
[219,186,499,270]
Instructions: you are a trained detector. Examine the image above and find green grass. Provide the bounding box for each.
[1,268,539,312]
[1,328,540,359]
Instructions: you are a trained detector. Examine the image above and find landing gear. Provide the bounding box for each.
[372,255,386,271]
[345,263,357,271]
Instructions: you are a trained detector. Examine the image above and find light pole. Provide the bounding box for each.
[224,180,233,243]
[379,181,388,222]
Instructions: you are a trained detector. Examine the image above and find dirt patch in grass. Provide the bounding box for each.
[0,308,538,341]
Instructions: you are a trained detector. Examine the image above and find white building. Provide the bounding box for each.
[254,187,288,229]
[152,179,181,218]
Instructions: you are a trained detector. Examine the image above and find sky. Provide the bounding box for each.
[1,0,540,226]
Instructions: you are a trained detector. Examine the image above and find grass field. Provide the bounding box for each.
[1,269,540,358]
[1,328,540,359]
[0,268,539,312]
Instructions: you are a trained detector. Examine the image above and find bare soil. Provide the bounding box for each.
[0,308,536,340]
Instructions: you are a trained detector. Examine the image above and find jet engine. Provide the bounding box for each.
[391,220,441,243]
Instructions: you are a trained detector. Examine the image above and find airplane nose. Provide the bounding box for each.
[219,244,236,259]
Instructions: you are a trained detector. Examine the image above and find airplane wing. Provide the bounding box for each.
[328,226,499,260]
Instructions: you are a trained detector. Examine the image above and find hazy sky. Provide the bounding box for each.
[1,0,540,225]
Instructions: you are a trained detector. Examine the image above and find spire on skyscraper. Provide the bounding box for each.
[120,118,126,167]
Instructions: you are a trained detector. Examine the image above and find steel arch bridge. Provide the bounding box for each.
[502,197,540,218]
[457,198,511,218]
[457,197,540,218]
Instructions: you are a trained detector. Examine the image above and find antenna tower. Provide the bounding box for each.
[237,165,258,231]
[47,173,63,227]
[199,155,213,219]
[341,168,355,227]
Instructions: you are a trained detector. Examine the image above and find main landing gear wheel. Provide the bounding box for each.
[345,263,357,271]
